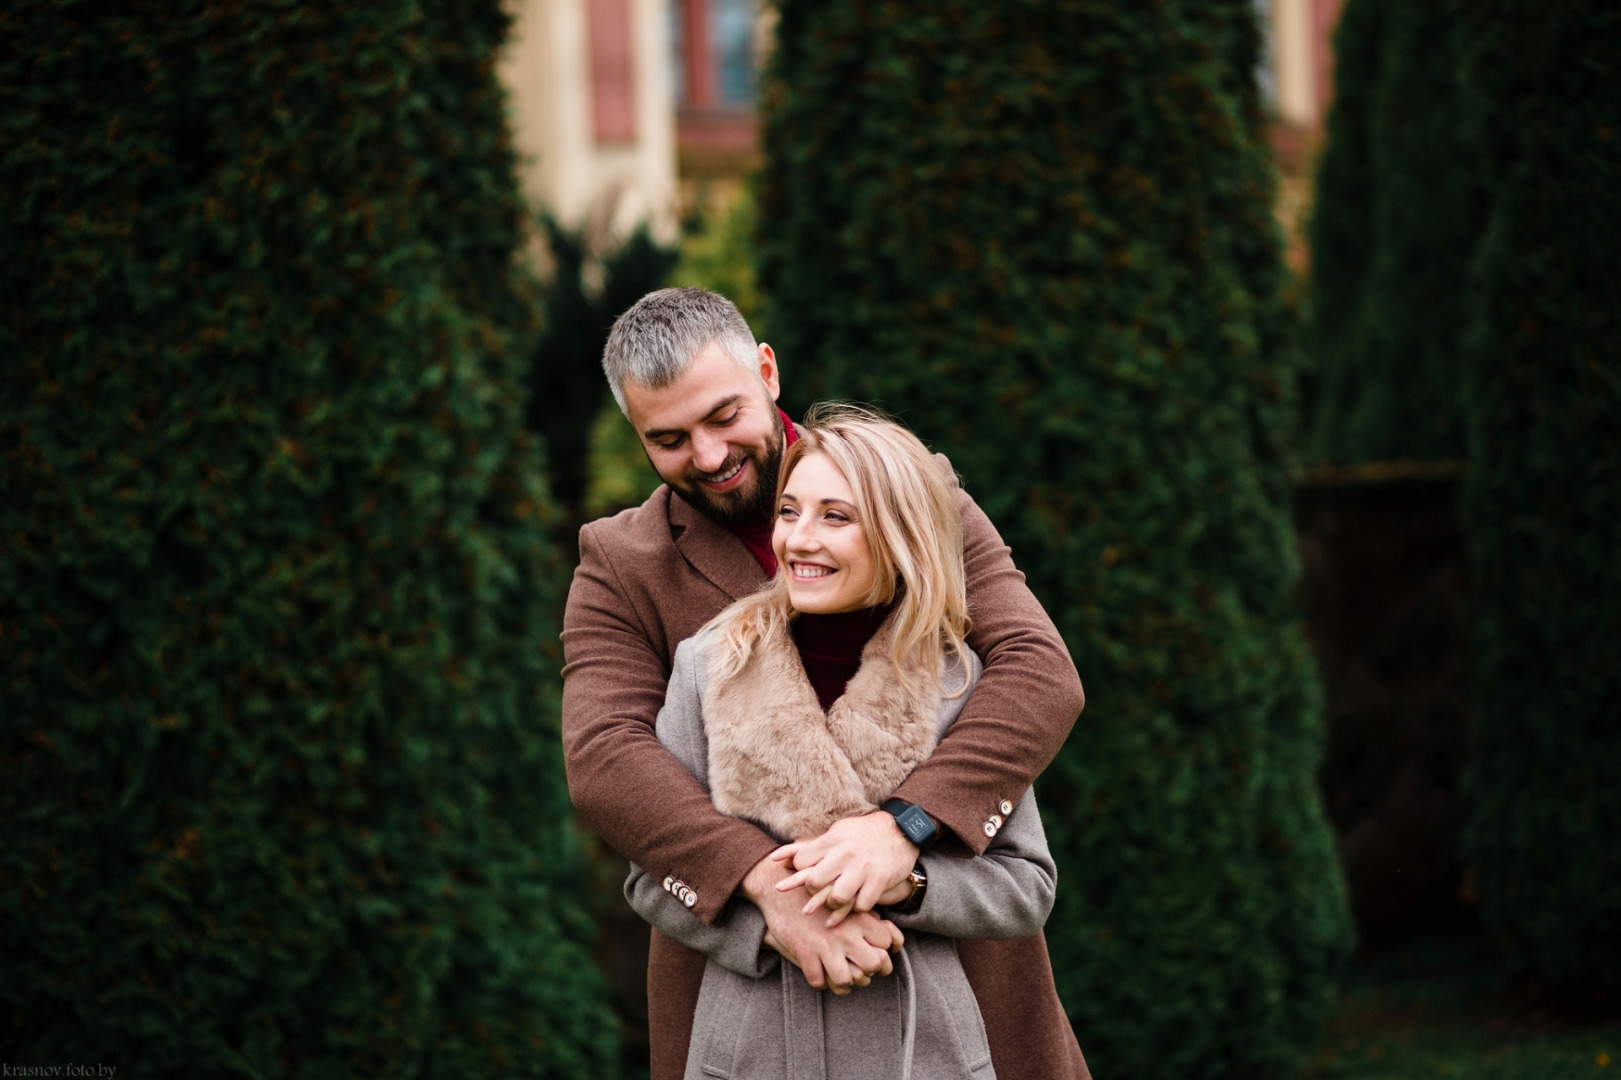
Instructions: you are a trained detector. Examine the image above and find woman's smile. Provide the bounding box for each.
[790,561,835,578]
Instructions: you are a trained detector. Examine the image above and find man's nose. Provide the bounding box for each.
[691,431,729,473]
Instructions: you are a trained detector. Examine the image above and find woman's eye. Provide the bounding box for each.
[777,506,797,519]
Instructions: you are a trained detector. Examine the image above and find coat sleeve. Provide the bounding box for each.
[890,478,1086,854]
[622,638,781,977]
[562,522,779,925]
[887,787,1055,941]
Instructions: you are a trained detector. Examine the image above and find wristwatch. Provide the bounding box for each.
[889,862,928,915]
[881,798,939,851]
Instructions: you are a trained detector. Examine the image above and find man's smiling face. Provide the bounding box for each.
[623,340,786,526]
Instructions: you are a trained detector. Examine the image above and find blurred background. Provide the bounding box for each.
[3,1,1616,1078]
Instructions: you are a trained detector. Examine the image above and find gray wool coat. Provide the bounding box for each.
[626,620,1058,1080]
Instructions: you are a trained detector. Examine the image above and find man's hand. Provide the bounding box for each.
[741,854,902,994]
[770,810,919,925]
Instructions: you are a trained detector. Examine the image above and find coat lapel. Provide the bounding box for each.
[668,488,771,602]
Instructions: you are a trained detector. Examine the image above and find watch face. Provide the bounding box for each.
[898,805,933,844]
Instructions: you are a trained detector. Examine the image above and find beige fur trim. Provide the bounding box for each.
[702,616,943,841]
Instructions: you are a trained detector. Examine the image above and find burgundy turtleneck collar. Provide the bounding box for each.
[793,605,891,712]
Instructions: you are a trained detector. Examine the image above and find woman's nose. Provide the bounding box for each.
[784,517,819,551]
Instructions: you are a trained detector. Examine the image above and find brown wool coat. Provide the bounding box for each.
[561,466,1091,1080]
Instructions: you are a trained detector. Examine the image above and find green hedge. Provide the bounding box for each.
[527,217,677,511]
[1457,0,1621,994]
[1302,0,1480,465]
[0,3,615,1075]
[757,2,1351,1076]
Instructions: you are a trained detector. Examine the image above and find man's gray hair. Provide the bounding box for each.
[603,287,760,414]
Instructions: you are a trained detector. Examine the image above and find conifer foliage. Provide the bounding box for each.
[758,2,1351,1076]
[1456,0,1621,993]
[1303,0,1480,465]
[0,3,615,1075]
[527,217,678,512]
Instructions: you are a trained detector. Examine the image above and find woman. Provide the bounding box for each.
[626,406,1058,1080]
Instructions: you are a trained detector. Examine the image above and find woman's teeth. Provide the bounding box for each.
[792,564,834,579]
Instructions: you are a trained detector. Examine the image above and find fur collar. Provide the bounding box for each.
[702,614,947,841]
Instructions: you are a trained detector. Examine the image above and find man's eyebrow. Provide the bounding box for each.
[642,394,745,440]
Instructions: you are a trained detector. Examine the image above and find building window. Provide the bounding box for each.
[1254,0,1279,114]
[588,0,637,144]
[671,0,761,160]
[671,0,756,110]
[713,0,755,106]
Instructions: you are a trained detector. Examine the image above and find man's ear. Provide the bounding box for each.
[757,343,782,402]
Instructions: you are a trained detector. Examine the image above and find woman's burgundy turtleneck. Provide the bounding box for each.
[793,606,891,712]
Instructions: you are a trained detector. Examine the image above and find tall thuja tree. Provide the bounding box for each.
[1303,0,1480,464]
[1458,0,1621,993]
[527,217,677,512]
[0,2,616,1075]
[759,2,1351,1076]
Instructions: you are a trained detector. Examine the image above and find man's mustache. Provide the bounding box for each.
[689,451,750,486]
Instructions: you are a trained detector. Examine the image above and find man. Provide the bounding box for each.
[562,288,1090,1079]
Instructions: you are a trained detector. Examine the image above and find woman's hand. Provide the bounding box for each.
[744,853,904,993]
[771,811,919,925]
[762,917,900,994]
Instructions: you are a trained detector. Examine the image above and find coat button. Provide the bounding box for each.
[682,890,697,908]
[990,814,1004,829]
[983,821,997,837]
[1000,799,1014,815]
[662,876,675,892]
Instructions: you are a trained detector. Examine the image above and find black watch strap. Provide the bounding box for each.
[881,798,939,851]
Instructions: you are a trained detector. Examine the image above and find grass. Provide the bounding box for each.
[1311,933,1621,1079]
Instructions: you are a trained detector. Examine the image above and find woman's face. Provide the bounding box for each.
[773,452,880,614]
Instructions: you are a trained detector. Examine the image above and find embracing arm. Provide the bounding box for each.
[620,638,774,977]
[625,867,777,977]
[562,523,777,925]
[892,484,1084,853]
[889,787,1055,941]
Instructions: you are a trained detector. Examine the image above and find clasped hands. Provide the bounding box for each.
[740,809,919,996]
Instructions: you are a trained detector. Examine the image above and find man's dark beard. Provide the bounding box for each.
[672,409,785,527]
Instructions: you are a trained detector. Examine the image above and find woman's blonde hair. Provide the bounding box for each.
[709,403,969,694]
